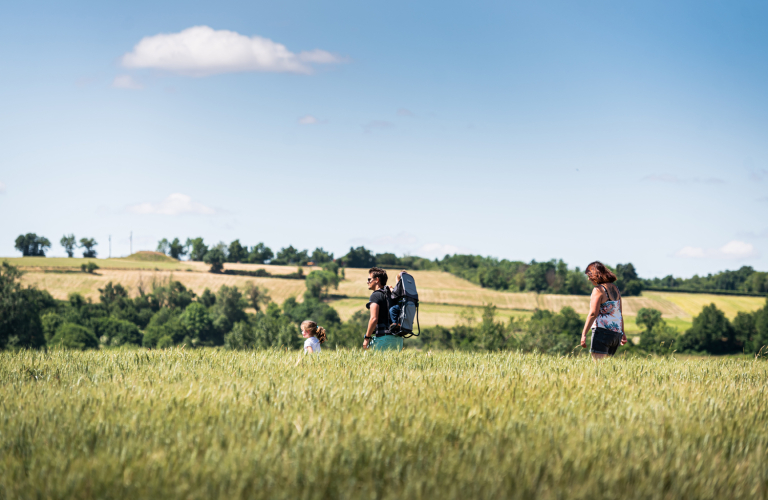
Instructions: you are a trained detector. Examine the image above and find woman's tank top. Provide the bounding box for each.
[592,284,623,333]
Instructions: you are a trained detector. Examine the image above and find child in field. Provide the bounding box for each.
[301,320,327,354]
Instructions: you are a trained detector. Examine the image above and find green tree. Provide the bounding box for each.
[168,238,186,260]
[99,281,128,307]
[180,303,216,346]
[311,248,334,264]
[282,296,341,328]
[636,308,678,354]
[60,234,76,257]
[91,317,143,347]
[79,238,98,258]
[185,238,208,261]
[273,245,309,265]
[305,270,341,299]
[0,262,54,349]
[199,288,216,308]
[244,282,271,311]
[375,252,398,267]
[322,261,340,276]
[248,243,274,264]
[50,323,99,350]
[156,238,170,255]
[342,246,376,268]
[228,239,248,263]
[209,285,248,341]
[524,261,551,292]
[681,304,736,354]
[204,247,227,273]
[142,308,185,347]
[15,233,51,257]
[636,308,663,332]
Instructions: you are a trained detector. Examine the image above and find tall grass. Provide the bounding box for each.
[1,349,767,499]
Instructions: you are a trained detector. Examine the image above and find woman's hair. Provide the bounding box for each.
[301,320,327,343]
[584,261,617,284]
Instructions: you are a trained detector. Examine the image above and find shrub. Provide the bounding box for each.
[681,304,736,354]
[50,323,99,350]
[81,262,99,273]
[91,317,142,347]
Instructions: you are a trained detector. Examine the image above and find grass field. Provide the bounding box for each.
[2,349,767,499]
[6,257,765,328]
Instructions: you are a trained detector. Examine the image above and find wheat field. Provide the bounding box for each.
[1,349,767,500]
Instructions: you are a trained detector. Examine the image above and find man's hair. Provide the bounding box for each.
[368,267,388,286]
[584,261,617,284]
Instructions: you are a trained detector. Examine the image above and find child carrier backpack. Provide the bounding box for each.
[390,272,420,338]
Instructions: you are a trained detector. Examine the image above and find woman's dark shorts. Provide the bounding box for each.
[590,327,623,355]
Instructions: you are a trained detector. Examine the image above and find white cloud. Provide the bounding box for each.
[718,241,757,258]
[121,25,344,76]
[112,75,143,89]
[0,182,5,193]
[642,174,725,184]
[128,193,216,216]
[675,240,758,260]
[298,115,318,125]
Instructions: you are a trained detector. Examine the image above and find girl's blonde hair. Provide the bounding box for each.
[301,320,327,343]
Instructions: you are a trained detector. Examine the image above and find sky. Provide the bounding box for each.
[1,0,766,279]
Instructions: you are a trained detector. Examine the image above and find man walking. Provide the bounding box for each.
[363,267,403,351]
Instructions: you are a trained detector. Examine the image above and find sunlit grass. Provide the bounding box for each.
[2,349,766,499]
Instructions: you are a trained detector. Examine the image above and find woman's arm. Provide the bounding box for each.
[581,287,602,348]
[305,345,314,354]
[619,294,627,345]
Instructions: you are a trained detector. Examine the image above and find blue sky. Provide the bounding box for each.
[1,0,766,278]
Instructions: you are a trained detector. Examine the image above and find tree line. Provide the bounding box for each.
[14,233,98,258]
[2,259,766,356]
[645,266,768,295]
[12,233,766,296]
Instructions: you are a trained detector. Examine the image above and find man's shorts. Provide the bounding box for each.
[371,334,403,351]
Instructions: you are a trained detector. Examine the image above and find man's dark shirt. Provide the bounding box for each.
[366,288,390,326]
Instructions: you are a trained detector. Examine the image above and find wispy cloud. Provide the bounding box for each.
[642,174,725,184]
[121,26,345,76]
[298,115,319,125]
[397,108,414,117]
[362,120,394,133]
[749,168,768,181]
[127,193,216,216]
[0,181,5,194]
[112,75,143,89]
[675,240,758,260]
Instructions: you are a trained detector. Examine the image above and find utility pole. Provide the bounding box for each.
[109,235,111,259]
[130,231,133,255]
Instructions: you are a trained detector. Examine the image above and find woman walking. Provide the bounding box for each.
[580,261,627,358]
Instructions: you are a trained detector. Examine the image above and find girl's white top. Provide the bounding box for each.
[304,337,321,353]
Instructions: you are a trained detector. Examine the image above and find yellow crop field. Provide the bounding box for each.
[19,269,308,304]
[643,291,766,318]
